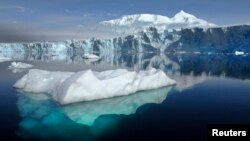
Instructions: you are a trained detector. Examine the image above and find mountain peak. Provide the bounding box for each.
[179,10,191,15]
[172,10,197,22]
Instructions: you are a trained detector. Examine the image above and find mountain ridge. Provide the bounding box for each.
[101,10,217,31]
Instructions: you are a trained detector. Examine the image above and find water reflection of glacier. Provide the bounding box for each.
[5,50,250,91]
[2,51,250,77]
[16,86,173,140]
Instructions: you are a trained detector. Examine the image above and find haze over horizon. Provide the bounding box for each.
[0,0,249,42]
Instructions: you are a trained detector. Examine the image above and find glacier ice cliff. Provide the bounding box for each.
[0,56,11,62]
[1,25,250,59]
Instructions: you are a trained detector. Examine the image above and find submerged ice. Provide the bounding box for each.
[14,68,175,104]
[16,85,173,140]
[62,86,173,126]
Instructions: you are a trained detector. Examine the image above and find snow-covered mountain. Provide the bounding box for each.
[101,14,170,26]
[169,10,216,28]
[101,10,216,33]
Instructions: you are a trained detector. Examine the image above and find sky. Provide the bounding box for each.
[0,0,249,42]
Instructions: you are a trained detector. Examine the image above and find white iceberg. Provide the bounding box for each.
[82,54,100,59]
[8,62,34,73]
[235,51,245,56]
[14,68,175,104]
[9,62,33,69]
[14,69,74,93]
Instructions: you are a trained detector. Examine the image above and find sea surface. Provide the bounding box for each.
[1,52,250,141]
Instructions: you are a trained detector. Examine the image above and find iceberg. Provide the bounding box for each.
[14,69,74,93]
[235,51,245,56]
[82,54,100,59]
[9,62,33,69]
[8,62,34,73]
[14,68,175,104]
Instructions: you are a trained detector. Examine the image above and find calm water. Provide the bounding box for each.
[1,53,250,141]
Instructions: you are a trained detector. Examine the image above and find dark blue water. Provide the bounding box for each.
[1,53,250,141]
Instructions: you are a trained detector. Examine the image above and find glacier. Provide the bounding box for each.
[1,25,250,59]
[0,56,11,62]
[14,68,176,104]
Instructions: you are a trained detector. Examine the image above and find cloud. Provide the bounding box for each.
[0,13,122,42]
[64,9,70,13]
[0,5,26,12]
[0,19,120,42]
[106,13,118,17]
[14,6,26,12]
[129,3,135,7]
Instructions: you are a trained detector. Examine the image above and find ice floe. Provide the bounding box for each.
[82,54,100,59]
[9,62,33,69]
[235,51,245,56]
[8,62,34,73]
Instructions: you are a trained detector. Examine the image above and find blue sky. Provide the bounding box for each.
[0,0,249,42]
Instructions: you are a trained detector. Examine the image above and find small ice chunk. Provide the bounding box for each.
[235,51,244,56]
[194,51,201,54]
[9,62,33,69]
[82,54,100,59]
[9,62,34,73]
[14,68,176,104]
